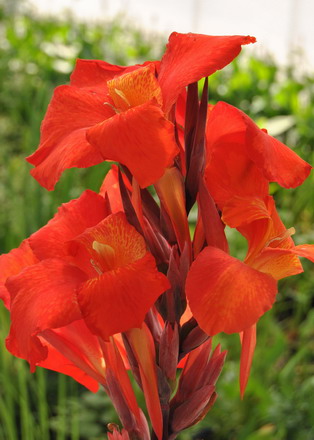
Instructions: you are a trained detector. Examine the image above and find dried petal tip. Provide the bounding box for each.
[244,36,256,44]
[107,424,130,440]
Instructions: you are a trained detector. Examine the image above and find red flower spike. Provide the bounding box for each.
[239,324,256,398]
[158,32,256,113]
[87,102,178,188]
[186,246,278,335]
[126,324,163,440]
[75,212,170,340]
[0,240,38,309]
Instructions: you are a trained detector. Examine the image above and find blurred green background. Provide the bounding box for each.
[0,1,313,439]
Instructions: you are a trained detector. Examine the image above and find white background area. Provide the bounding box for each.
[28,0,314,71]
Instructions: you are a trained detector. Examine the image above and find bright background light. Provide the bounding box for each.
[27,0,314,71]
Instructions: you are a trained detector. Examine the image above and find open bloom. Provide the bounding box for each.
[1,190,169,387]
[186,195,314,336]
[27,33,255,190]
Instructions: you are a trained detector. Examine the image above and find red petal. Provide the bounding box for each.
[245,115,312,188]
[70,59,127,94]
[126,325,163,440]
[186,247,277,335]
[6,259,86,369]
[239,324,256,398]
[0,240,38,309]
[222,196,271,228]
[99,165,131,213]
[27,85,114,190]
[87,102,179,188]
[154,167,191,254]
[158,33,255,113]
[29,190,107,261]
[78,253,169,340]
[40,319,106,389]
[205,102,268,207]
[39,342,99,392]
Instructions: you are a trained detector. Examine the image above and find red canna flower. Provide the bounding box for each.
[27,33,255,190]
[2,190,169,390]
[186,195,314,337]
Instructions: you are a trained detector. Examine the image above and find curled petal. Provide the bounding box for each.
[245,118,312,188]
[27,85,114,190]
[87,102,179,188]
[29,190,108,261]
[5,259,86,369]
[186,247,277,335]
[159,32,256,113]
[0,240,38,309]
[38,334,100,392]
[70,59,127,93]
[222,196,271,228]
[252,247,303,280]
[293,244,314,262]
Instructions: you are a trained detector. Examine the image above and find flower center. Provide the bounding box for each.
[92,240,116,272]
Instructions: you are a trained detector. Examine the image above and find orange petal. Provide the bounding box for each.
[107,64,163,111]
[293,244,314,262]
[71,212,147,274]
[186,246,277,335]
[252,247,303,280]
[87,102,179,188]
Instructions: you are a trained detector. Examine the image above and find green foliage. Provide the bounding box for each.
[0,4,313,440]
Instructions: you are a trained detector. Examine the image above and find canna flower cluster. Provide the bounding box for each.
[1,32,313,439]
